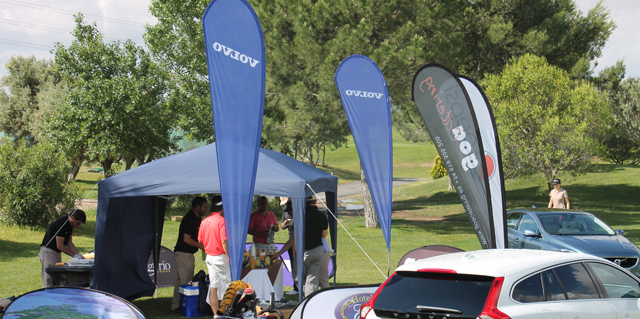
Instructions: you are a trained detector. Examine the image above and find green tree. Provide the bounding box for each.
[392,0,615,142]
[430,155,447,179]
[145,0,211,142]
[0,56,60,146]
[483,54,611,187]
[145,0,470,154]
[144,0,614,156]
[601,130,640,165]
[0,141,78,227]
[610,78,640,143]
[49,14,176,176]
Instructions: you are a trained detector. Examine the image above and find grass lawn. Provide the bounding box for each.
[2,139,640,318]
[318,129,438,183]
[73,169,103,201]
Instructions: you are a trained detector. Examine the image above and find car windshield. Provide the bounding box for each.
[538,213,615,235]
[373,271,494,318]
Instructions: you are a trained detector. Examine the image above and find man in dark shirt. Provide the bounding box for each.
[39,209,86,288]
[303,196,328,297]
[171,196,207,311]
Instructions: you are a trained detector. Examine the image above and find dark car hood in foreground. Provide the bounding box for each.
[550,234,640,257]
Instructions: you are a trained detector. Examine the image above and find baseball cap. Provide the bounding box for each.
[211,195,223,207]
[552,178,561,185]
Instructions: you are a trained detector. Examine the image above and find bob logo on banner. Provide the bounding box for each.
[211,42,260,67]
[344,90,384,99]
[334,293,373,319]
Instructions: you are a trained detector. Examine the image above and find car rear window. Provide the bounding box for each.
[373,271,494,319]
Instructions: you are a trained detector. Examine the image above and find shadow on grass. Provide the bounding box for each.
[0,239,41,261]
[391,216,474,235]
[506,183,640,212]
[569,184,640,212]
[390,181,640,236]
[133,297,180,319]
[392,191,460,211]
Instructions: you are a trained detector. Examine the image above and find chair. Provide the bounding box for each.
[559,221,580,234]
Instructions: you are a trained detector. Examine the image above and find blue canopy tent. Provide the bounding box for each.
[94,143,338,300]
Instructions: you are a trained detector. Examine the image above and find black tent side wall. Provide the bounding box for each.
[95,196,167,300]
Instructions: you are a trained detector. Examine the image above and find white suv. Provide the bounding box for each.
[360,249,640,319]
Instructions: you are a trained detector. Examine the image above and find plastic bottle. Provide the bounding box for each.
[249,244,256,269]
[260,248,266,268]
[267,224,275,244]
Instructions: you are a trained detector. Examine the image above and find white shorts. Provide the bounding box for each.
[206,254,231,291]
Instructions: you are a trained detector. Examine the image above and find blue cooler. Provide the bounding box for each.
[179,284,202,317]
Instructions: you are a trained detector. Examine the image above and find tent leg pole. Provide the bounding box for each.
[333,265,336,287]
[387,251,390,277]
[154,196,159,298]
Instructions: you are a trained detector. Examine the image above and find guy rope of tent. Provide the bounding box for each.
[307,184,387,280]
[2,182,99,299]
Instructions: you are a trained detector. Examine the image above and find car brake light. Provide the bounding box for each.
[417,268,457,273]
[360,272,396,319]
[478,277,511,319]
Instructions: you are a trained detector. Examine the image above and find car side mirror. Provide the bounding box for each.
[616,229,624,236]
[523,229,541,238]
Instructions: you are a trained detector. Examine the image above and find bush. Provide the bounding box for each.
[601,129,640,165]
[0,141,79,227]
[430,155,448,179]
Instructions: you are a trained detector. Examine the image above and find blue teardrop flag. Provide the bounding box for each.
[335,55,393,251]
[203,0,266,280]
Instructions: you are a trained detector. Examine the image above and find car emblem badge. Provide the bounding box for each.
[615,259,622,265]
[393,312,398,317]
[405,314,410,318]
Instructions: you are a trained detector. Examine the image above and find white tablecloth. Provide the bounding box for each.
[241,264,284,301]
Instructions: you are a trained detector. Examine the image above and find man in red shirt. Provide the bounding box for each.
[198,196,230,317]
[248,196,279,251]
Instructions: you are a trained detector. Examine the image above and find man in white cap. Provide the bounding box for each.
[198,195,230,317]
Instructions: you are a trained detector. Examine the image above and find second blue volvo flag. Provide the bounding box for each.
[335,55,393,251]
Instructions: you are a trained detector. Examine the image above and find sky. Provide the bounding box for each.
[0,0,638,79]
[0,0,156,78]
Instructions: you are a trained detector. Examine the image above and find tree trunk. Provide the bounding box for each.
[448,175,453,191]
[361,165,378,228]
[125,157,136,170]
[322,146,326,166]
[101,158,114,177]
[67,159,83,181]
